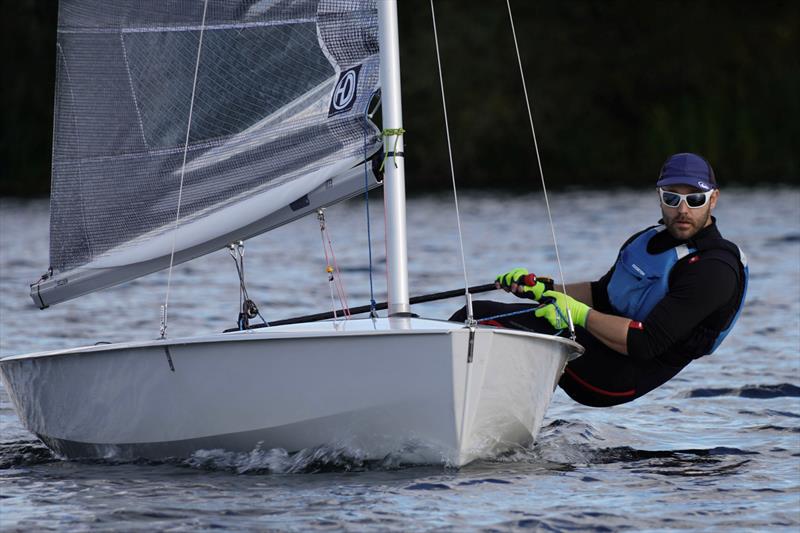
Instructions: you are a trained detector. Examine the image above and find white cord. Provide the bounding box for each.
[506,0,575,337]
[430,0,474,322]
[161,0,210,339]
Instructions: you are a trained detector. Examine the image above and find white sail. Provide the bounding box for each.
[35,0,381,308]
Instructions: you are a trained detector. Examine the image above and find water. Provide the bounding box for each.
[1,189,799,531]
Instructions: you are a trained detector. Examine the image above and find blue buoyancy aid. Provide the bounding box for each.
[607,227,692,322]
[607,226,748,354]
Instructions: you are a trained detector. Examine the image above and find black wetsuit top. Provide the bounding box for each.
[450,219,744,407]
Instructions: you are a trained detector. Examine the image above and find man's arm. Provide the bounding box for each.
[585,310,632,354]
[626,258,738,360]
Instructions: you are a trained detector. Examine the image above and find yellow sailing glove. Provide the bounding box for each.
[534,290,591,329]
[495,268,552,300]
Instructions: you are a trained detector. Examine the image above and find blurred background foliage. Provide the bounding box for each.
[1,0,797,196]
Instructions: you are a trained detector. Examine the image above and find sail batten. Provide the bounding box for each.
[37,0,380,308]
[59,19,318,35]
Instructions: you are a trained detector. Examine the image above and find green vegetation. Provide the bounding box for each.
[398,0,798,190]
[2,1,797,196]
[1,1,57,197]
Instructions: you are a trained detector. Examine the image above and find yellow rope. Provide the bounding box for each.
[379,127,406,171]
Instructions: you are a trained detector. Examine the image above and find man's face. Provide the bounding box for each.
[659,184,719,240]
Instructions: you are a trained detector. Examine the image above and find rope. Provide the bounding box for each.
[362,124,378,315]
[476,300,567,335]
[318,210,351,320]
[325,225,350,317]
[319,223,339,320]
[328,279,339,321]
[378,127,405,170]
[505,0,575,339]
[160,0,209,339]
[429,0,475,323]
[229,245,245,312]
[478,307,538,322]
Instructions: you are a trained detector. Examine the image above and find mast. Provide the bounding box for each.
[377,0,410,316]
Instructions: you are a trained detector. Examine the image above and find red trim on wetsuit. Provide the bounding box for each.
[479,319,505,328]
[564,367,636,397]
[629,320,644,330]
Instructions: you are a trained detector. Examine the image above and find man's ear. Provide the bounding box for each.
[709,189,720,210]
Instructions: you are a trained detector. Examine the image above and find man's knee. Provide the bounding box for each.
[449,306,467,322]
[558,375,639,407]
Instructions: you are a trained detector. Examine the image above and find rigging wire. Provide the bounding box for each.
[429,0,475,323]
[160,0,209,339]
[505,0,576,339]
[228,241,267,330]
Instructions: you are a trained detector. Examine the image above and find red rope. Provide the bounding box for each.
[319,221,350,318]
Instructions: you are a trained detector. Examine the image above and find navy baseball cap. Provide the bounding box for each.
[656,153,717,191]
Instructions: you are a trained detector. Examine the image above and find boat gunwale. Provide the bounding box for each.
[0,317,583,363]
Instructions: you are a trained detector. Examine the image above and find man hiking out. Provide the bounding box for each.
[451,153,748,407]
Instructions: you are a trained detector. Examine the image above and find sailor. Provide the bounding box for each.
[453,153,748,407]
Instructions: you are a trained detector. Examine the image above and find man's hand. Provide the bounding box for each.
[534,290,591,329]
[495,268,550,300]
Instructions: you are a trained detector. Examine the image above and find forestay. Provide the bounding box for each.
[34,0,381,308]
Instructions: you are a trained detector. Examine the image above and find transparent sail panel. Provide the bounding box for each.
[36,0,381,307]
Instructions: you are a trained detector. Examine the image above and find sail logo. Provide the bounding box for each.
[329,66,361,116]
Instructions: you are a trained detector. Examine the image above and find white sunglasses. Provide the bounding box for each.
[658,188,714,209]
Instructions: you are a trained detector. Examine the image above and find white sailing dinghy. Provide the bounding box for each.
[0,0,582,466]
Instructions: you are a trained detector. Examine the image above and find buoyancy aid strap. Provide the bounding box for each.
[692,237,743,261]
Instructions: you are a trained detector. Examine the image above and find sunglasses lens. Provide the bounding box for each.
[686,194,708,208]
[661,191,681,207]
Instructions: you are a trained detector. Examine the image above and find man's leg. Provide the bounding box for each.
[557,330,639,407]
[449,299,554,333]
[559,330,684,407]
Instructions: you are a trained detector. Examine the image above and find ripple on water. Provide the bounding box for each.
[0,440,56,469]
[405,482,451,491]
[766,233,800,244]
[1,191,798,531]
[685,383,800,398]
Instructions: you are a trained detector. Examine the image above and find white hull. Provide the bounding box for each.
[0,318,581,466]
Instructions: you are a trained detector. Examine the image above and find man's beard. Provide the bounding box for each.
[665,209,710,239]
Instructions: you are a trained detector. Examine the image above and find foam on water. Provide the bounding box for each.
[0,418,766,480]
